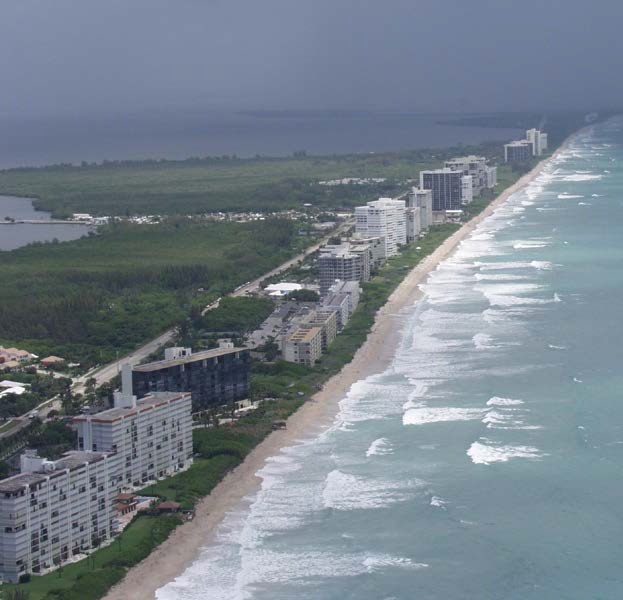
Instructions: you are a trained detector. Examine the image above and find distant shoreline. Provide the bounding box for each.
[103,143,571,600]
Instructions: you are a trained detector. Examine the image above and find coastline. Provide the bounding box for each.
[104,150,563,600]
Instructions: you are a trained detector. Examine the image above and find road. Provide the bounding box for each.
[72,219,354,394]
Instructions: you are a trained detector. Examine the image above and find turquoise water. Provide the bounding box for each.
[158,117,623,600]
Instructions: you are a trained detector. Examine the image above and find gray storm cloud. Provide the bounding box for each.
[0,0,621,117]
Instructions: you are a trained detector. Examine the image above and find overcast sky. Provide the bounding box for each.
[1,0,622,118]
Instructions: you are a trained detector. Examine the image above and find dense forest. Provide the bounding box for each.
[0,219,300,365]
[0,142,506,217]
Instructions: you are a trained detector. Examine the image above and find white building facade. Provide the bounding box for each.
[355,198,407,257]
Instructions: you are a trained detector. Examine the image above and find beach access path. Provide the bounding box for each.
[104,152,561,600]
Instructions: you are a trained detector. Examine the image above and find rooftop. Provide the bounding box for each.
[133,347,245,373]
[289,326,322,343]
[73,392,190,423]
[0,451,107,493]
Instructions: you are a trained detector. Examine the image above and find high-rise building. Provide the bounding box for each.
[444,155,495,197]
[504,140,534,162]
[419,169,473,211]
[526,128,548,156]
[350,236,387,267]
[408,187,433,230]
[0,373,193,582]
[75,379,193,487]
[318,243,370,295]
[0,451,115,582]
[132,345,250,410]
[486,165,498,188]
[406,206,422,242]
[355,198,407,257]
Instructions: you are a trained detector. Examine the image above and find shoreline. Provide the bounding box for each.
[104,150,563,600]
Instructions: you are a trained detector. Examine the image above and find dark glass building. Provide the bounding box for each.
[420,169,464,211]
[132,347,250,410]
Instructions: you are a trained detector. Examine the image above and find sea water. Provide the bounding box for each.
[157,117,623,600]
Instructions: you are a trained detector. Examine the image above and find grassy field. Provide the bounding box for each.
[0,143,504,217]
[0,219,302,366]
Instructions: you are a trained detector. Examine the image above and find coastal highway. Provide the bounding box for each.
[72,218,354,394]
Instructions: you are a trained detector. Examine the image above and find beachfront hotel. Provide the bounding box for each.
[0,375,192,582]
[419,169,473,211]
[355,198,407,257]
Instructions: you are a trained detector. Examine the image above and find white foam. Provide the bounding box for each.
[557,193,584,199]
[486,396,524,406]
[562,173,602,182]
[467,441,543,465]
[363,555,429,572]
[474,273,531,281]
[366,437,394,457]
[512,240,550,249]
[472,332,495,349]
[476,260,554,271]
[485,294,559,308]
[403,406,484,426]
[322,470,420,510]
[430,496,446,508]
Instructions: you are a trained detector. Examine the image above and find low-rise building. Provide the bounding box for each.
[329,280,361,315]
[0,348,32,363]
[40,356,65,368]
[264,282,303,297]
[305,309,338,350]
[321,293,351,329]
[132,345,250,410]
[283,327,323,366]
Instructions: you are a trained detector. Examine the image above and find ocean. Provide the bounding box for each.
[0,111,521,168]
[157,117,623,600]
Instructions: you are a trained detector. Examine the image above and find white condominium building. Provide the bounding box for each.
[408,187,433,230]
[75,369,193,488]
[526,128,548,156]
[0,451,115,582]
[355,198,407,257]
[444,155,496,197]
[0,368,193,582]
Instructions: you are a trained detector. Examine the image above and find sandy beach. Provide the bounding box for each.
[104,151,559,600]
